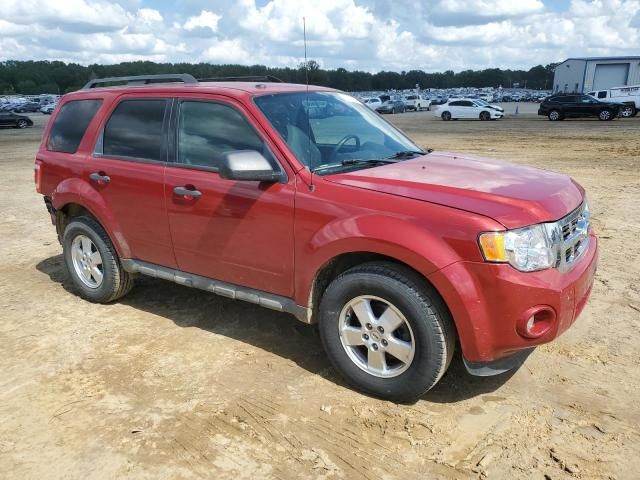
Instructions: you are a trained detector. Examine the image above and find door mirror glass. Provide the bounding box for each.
[219,150,281,182]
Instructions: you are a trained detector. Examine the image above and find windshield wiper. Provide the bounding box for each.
[384,149,432,159]
[311,157,400,173]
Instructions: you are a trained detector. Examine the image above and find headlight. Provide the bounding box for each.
[479,223,558,272]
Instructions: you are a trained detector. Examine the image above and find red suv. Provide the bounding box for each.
[35,74,598,401]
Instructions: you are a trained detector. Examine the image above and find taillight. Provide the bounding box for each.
[34,160,43,193]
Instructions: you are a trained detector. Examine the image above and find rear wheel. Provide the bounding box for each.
[598,109,613,121]
[319,262,455,402]
[548,109,562,121]
[62,216,134,303]
[441,111,452,121]
[479,111,490,121]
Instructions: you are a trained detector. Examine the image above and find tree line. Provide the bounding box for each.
[0,60,558,95]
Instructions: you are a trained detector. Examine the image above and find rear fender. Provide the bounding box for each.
[51,177,131,257]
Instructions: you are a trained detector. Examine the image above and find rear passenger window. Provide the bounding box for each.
[177,101,272,170]
[47,99,102,153]
[103,100,166,161]
[598,91,607,99]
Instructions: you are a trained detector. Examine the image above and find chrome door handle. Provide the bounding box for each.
[173,186,202,198]
[89,172,110,183]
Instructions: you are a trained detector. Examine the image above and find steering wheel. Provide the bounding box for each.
[329,134,361,162]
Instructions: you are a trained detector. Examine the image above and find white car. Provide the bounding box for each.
[403,94,431,111]
[40,103,57,115]
[363,97,382,110]
[432,98,504,121]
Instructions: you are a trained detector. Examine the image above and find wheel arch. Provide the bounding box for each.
[51,178,131,258]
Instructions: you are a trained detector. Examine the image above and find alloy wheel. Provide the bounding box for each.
[70,234,104,288]
[338,295,416,378]
[620,106,634,118]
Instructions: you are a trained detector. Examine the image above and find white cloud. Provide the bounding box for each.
[0,0,638,73]
[183,10,221,32]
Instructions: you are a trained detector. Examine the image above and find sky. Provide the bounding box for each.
[1,0,639,72]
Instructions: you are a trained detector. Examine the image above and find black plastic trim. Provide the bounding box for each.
[463,348,534,376]
[121,259,311,324]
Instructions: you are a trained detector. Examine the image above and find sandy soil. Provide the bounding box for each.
[1,106,639,480]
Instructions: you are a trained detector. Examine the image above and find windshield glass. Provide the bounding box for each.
[254,91,422,174]
[474,99,489,106]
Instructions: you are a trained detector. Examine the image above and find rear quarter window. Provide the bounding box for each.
[47,99,102,153]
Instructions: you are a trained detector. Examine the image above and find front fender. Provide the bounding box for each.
[51,178,131,258]
[294,214,461,306]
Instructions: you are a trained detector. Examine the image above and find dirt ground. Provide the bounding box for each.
[1,105,639,480]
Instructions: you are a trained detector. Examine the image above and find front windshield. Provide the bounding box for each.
[254,91,423,174]
[474,99,489,106]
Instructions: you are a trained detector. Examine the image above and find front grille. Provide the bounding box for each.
[555,202,590,272]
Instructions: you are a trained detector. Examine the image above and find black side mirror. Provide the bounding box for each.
[219,150,281,182]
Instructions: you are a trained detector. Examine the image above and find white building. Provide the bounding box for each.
[553,56,640,93]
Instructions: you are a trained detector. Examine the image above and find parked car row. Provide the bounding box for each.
[361,94,433,114]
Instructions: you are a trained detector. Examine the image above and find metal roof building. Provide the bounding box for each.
[553,56,640,93]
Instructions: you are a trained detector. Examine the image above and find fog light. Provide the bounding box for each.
[517,306,555,339]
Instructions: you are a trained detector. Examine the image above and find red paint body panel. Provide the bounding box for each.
[327,153,585,229]
[428,233,598,361]
[36,82,599,365]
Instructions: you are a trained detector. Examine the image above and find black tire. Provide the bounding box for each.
[16,119,28,129]
[441,111,451,121]
[548,109,562,121]
[318,262,455,402]
[598,109,613,121]
[62,216,134,303]
[479,111,490,121]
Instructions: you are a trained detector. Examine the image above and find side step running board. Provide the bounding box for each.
[120,259,312,324]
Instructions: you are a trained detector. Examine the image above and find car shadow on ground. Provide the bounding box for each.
[36,254,518,404]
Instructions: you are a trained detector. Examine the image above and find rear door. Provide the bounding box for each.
[458,100,476,118]
[88,95,177,267]
[163,95,295,296]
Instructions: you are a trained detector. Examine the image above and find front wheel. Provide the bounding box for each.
[62,216,134,303]
[319,262,455,402]
[479,111,490,121]
[620,105,635,118]
[16,119,28,128]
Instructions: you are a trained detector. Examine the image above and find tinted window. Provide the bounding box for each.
[461,101,474,107]
[177,101,272,169]
[563,96,578,103]
[598,91,607,99]
[47,99,102,153]
[449,101,463,106]
[103,100,166,161]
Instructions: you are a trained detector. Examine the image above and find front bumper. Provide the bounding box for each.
[428,232,598,364]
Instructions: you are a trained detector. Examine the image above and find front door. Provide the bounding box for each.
[88,96,176,267]
[164,96,295,297]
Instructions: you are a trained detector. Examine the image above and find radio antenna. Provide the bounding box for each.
[303,16,315,192]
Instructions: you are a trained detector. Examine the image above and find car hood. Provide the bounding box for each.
[325,152,584,229]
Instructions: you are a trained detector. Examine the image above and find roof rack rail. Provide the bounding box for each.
[82,74,198,90]
[198,75,284,83]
